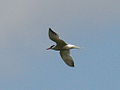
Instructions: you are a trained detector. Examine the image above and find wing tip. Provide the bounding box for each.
[49,28,57,35]
[49,28,54,32]
[67,61,75,67]
[69,64,75,67]
[49,28,52,30]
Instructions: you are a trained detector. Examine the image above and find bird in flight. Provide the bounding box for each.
[47,28,80,67]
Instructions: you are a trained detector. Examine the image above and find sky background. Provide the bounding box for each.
[0,0,120,90]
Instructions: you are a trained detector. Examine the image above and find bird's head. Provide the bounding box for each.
[46,45,55,50]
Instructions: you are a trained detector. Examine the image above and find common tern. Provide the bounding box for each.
[47,28,80,67]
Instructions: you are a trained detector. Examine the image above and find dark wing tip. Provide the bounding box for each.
[49,28,54,32]
[66,58,75,67]
[49,28,52,30]
[49,28,58,35]
[68,63,75,67]
[72,64,75,67]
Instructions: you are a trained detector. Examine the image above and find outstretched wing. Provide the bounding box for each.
[49,28,67,47]
[60,50,74,67]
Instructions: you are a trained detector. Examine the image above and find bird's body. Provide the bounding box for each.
[47,28,80,67]
[52,44,79,51]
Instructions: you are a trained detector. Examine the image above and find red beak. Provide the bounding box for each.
[46,48,51,50]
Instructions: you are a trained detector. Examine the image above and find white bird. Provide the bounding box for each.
[47,28,80,67]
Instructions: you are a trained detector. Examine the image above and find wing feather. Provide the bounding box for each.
[60,50,74,67]
[49,28,67,47]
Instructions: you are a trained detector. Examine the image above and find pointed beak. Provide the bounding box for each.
[46,47,51,50]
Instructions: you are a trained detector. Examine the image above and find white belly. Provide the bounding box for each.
[63,44,74,49]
